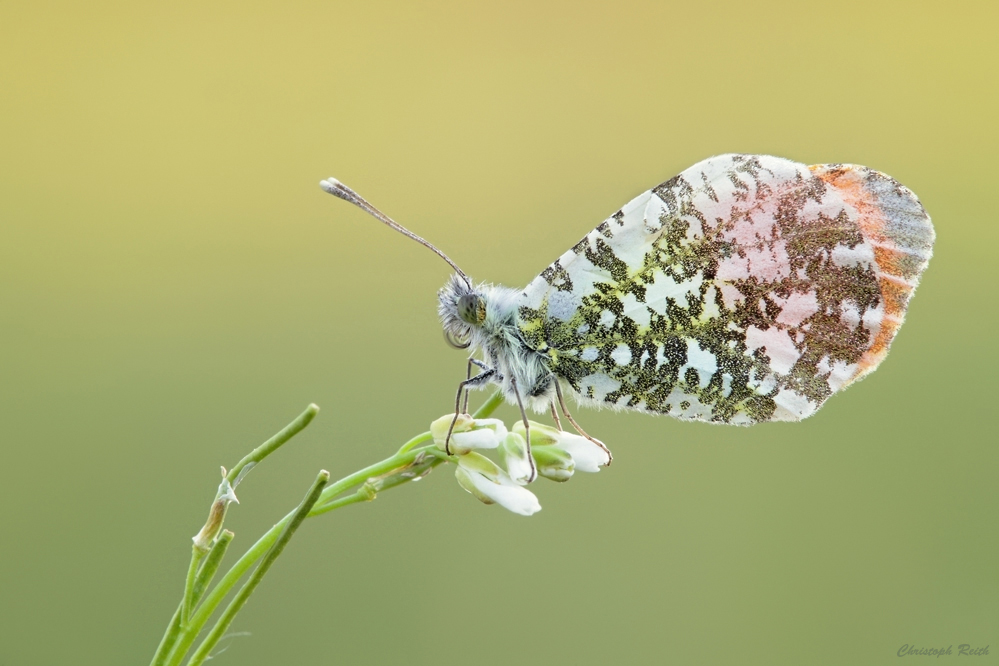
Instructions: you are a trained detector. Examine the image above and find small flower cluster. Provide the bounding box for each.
[430,414,611,516]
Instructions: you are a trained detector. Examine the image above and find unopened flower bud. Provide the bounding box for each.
[430,414,507,455]
[531,444,575,482]
[512,420,562,446]
[431,413,473,440]
[497,432,533,485]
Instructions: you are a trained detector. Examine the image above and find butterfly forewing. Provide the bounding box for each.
[518,154,933,424]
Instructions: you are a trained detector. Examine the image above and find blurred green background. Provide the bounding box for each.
[1,1,996,664]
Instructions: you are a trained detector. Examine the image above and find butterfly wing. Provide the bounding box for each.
[518,154,934,424]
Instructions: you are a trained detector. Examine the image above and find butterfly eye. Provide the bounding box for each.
[444,330,471,349]
[457,294,486,325]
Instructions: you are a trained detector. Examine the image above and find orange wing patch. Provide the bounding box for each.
[810,164,934,381]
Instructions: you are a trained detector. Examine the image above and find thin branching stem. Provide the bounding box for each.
[152,391,504,666]
[192,530,234,607]
[150,606,182,666]
[396,431,432,454]
[227,404,319,485]
[184,470,330,666]
[180,548,204,626]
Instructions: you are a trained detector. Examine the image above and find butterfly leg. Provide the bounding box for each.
[554,379,613,465]
[444,361,496,456]
[549,402,563,431]
[509,376,538,484]
[461,358,490,414]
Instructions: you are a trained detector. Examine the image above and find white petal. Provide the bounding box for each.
[431,415,509,452]
[484,481,542,516]
[472,418,508,437]
[558,434,610,472]
[448,428,502,454]
[457,465,541,516]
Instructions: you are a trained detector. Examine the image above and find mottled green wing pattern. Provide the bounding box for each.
[517,154,933,424]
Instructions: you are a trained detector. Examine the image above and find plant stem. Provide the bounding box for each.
[150,405,320,666]
[227,403,319,486]
[192,530,234,606]
[150,606,182,666]
[161,520,291,666]
[154,391,504,666]
[473,389,505,419]
[185,469,330,666]
[312,446,432,510]
[159,448,433,666]
[396,431,432,454]
[307,487,372,515]
[180,548,204,626]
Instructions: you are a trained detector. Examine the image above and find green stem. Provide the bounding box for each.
[313,447,430,508]
[473,390,505,419]
[396,431,432,454]
[162,520,291,666]
[423,447,456,462]
[305,487,371,516]
[153,530,231,666]
[180,548,204,626]
[160,448,429,666]
[151,404,319,666]
[185,470,330,666]
[156,391,503,666]
[150,605,182,666]
[226,404,319,486]
[192,530,234,607]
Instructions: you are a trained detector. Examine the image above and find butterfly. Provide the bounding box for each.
[322,154,934,481]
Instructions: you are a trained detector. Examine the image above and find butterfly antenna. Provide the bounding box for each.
[320,178,472,288]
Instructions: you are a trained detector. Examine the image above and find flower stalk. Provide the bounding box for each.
[184,469,330,666]
[150,389,606,665]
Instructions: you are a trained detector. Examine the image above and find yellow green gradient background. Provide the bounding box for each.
[1,2,996,664]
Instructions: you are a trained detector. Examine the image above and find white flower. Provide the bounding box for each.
[430,414,507,455]
[430,414,610,516]
[454,452,541,516]
[512,421,610,473]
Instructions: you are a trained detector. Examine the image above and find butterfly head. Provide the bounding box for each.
[438,274,523,353]
[438,274,483,349]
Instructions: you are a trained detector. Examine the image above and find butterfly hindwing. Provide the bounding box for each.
[518,154,933,424]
